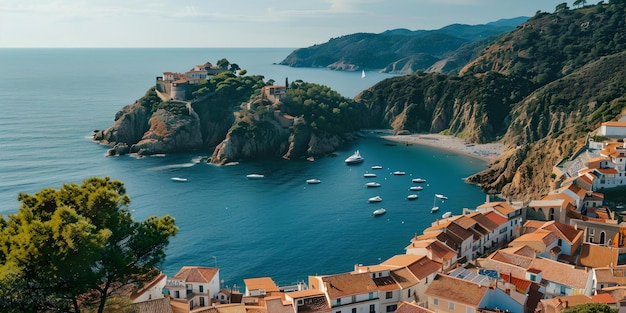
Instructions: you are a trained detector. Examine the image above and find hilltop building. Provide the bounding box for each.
[155,62,229,101]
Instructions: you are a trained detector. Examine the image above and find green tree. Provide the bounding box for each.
[555,2,570,12]
[216,58,230,69]
[0,177,178,313]
[562,302,617,313]
[573,0,587,7]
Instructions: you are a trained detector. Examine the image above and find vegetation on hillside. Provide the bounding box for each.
[0,177,178,313]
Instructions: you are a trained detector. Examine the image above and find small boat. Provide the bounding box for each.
[171,177,188,182]
[412,178,426,183]
[368,196,382,203]
[361,69,366,79]
[345,150,364,164]
[371,165,383,170]
[431,206,440,213]
[407,194,418,200]
[442,212,452,219]
[372,208,386,216]
[409,186,423,191]
[306,179,321,184]
[363,173,377,178]
[392,171,406,176]
[246,174,265,179]
[365,182,381,187]
[306,156,315,162]
[435,194,448,200]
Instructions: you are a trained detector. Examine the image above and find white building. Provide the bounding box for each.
[598,121,626,138]
[165,266,220,311]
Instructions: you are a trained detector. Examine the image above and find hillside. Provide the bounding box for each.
[357,1,626,200]
[279,17,528,74]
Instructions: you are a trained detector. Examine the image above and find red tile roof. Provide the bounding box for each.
[499,273,532,293]
[395,301,436,313]
[322,272,378,298]
[484,211,507,225]
[425,274,488,306]
[172,266,218,283]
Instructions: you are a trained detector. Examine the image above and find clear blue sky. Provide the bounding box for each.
[0,0,566,48]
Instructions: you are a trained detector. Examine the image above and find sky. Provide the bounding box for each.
[0,0,566,48]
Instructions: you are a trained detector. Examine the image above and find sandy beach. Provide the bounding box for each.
[380,132,504,163]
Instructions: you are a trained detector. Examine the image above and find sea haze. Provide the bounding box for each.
[0,48,487,288]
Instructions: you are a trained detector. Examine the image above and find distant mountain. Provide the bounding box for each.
[279,17,528,74]
[356,2,626,200]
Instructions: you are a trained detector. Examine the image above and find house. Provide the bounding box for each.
[521,220,583,258]
[527,199,573,223]
[262,85,287,103]
[284,289,331,313]
[354,254,442,308]
[165,266,220,312]
[424,273,522,313]
[244,277,280,297]
[405,239,456,270]
[509,229,561,260]
[131,271,168,303]
[594,266,626,290]
[537,294,617,313]
[475,201,525,242]
[569,218,626,246]
[308,272,379,313]
[579,243,619,268]
[598,121,626,138]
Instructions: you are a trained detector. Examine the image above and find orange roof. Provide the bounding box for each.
[591,293,617,304]
[395,301,436,313]
[597,168,619,174]
[499,273,532,293]
[540,221,583,244]
[172,266,218,283]
[244,277,279,293]
[322,272,378,298]
[484,211,507,225]
[602,121,626,127]
[425,275,489,306]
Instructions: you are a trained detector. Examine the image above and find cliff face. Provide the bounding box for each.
[93,101,151,155]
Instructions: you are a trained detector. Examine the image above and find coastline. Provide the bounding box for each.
[379,132,504,163]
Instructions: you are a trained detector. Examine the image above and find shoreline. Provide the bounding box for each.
[379,132,504,163]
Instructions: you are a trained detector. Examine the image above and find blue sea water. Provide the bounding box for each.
[0,48,487,289]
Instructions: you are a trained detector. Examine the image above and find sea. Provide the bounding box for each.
[0,48,488,289]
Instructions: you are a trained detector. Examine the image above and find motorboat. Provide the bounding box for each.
[442,212,452,219]
[407,194,418,200]
[435,194,448,200]
[431,206,440,213]
[412,178,426,183]
[371,165,383,170]
[368,195,382,203]
[372,208,386,216]
[363,173,377,178]
[345,150,364,164]
[246,174,265,179]
[171,177,188,182]
[365,182,381,187]
[306,179,321,184]
[409,186,423,191]
[392,171,406,175]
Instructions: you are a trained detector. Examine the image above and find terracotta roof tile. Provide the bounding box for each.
[540,221,583,244]
[406,256,442,280]
[499,273,532,293]
[322,272,378,298]
[244,277,280,293]
[469,213,499,232]
[395,301,436,313]
[390,267,420,288]
[530,258,590,289]
[484,211,507,225]
[578,244,619,268]
[172,266,218,283]
[425,274,488,306]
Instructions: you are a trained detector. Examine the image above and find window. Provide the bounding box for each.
[175,290,180,298]
[386,291,393,299]
[530,274,536,282]
[352,308,356,313]
[558,238,562,246]
[369,292,374,299]
[199,285,204,293]
[433,298,439,306]
[560,285,567,295]
[448,302,455,310]
[407,289,411,298]
[200,297,205,306]
[466,307,474,313]
[369,304,375,313]
[386,304,397,312]
[336,299,341,306]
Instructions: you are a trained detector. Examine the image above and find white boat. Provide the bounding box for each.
[363,173,377,178]
[442,212,452,219]
[306,179,321,184]
[431,193,447,213]
[246,174,265,179]
[365,182,381,187]
[372,208,386,216]
[407,194,418,200]
[345,150,364,164]
[431,206,440,213]
[171,177,188,182]
[368,195,382,203]
[361,69,366,79]
[409,186,423,191]
[392,171,406,175]
[412,178,426,183]
[371,165,383,170]
[435,194,448,200]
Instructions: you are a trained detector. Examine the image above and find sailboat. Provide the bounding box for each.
[361,69,366,79]
[431,194,447,213]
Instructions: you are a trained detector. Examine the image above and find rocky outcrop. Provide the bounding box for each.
[93,102,151,156]
[129,105,203,155]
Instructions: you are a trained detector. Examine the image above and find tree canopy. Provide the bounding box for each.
[0,177,178,313]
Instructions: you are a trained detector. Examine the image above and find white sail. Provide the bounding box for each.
[361,69,366,78]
